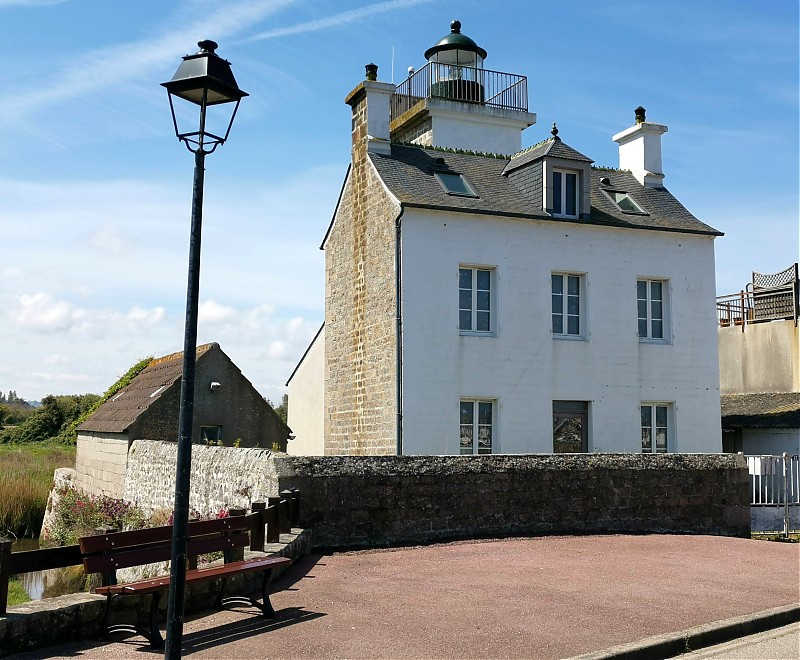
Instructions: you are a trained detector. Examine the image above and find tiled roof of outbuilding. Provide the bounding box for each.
[721,392,800,429]
[77,343,216,434]
[368,142,721,236]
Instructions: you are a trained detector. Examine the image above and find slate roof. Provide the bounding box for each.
[78,343,215,434]
[368,141,721,236]
[503,137,593,174]
[721,392,800,429]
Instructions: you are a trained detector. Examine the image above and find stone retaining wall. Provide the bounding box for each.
[123,440,278,516]
[269,453,751,548]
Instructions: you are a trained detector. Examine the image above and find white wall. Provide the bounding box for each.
[399,209,721,454]
[75,432,129,497]
[286,327,325,456]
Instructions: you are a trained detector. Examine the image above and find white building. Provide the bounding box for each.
[288,21,722,456]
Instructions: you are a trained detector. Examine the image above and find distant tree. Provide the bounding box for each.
[0,393,100,444]
[267,394,288,425]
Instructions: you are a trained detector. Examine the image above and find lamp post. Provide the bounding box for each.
[161,40,247,659]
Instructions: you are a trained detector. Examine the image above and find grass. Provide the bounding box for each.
[752,531,800,543]
[0,443,75,538]
[7,578,31,606]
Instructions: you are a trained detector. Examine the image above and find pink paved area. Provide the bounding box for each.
[12,534,800,659]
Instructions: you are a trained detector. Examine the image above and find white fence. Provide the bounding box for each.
[745,453,800,534]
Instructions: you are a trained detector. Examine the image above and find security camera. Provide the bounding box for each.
[210,381,221,392]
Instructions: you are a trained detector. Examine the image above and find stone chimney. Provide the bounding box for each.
[612,106,668,188]
[345,63,394,157]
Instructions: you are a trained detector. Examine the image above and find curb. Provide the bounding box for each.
[567,603,800,659]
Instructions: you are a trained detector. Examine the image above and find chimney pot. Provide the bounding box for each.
[365,63,378,81]
[635,106,646,124]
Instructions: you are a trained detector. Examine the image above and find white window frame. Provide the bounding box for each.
[637,278,669,342]
[459,398,496,455]
[552,169,579,219]
[459,266,495,335]
[551,272,585,339]
[640,403,672,453]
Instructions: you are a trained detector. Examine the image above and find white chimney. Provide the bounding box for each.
[612,106,668,188]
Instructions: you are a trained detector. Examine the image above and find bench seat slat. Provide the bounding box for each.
[95,556,291,596]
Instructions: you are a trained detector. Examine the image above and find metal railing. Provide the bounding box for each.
[746,454,799,537]
[391,62,528,121]
[717,264,799,330]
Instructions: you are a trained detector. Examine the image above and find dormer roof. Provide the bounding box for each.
[503,137,593,175]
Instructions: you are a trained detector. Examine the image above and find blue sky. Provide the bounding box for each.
[1,0,797,405]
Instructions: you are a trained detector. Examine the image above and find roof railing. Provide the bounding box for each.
[391,62,528,120]
[717,263,799,330]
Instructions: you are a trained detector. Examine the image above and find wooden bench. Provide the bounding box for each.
[79,516,291,648]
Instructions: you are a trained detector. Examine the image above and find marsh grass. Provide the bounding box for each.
[0,444,75,538]
[6,578,31,606]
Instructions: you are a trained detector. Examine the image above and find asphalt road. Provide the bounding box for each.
[10,534,800,659]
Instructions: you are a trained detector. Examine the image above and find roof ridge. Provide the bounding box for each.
[592,165,632,173]
[149,342,216,367]
[391,141,510,159]
[511,137,554,158]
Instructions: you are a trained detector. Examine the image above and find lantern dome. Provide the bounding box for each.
[424,20,487,68]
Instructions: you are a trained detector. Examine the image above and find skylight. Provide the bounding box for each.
[602,189,645,214]
[435,172,478,197]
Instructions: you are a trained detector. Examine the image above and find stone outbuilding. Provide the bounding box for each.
[76,342,290,497]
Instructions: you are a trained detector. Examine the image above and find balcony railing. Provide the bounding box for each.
[391,62,528,121]
[717,263,799,330]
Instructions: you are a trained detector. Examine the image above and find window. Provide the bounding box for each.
[602,189,645,214]
[637,279,667,340]
[552,273,583,337]
[435,172,478,197]
[460,399,494,454]
[459,267,493,334]
[200,425,222,443]
[553,401,589,453]
[641,404,670,453]
[552,169,578,218]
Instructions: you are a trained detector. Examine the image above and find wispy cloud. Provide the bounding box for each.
[1,0,297,120]
[0,0,65,7]
[244,0,433,41]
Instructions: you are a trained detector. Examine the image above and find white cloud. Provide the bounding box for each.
[41,354,70,365]
[89,226,135,255]
[198,300,237,324]
[12,293,84,332]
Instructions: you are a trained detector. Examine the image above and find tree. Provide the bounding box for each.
[0,393,100,444]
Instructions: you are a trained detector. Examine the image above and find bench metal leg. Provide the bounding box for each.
[214,576,228,610]
[97,593,113,640]
[257,569,275,617]
[146,591,164,648]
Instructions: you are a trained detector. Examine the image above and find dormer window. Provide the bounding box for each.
[603,189,646,214]
[435,171,478,197]
[552,169,578,218]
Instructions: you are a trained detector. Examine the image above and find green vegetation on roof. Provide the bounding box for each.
[69,355,153,438]
[392,141,509,159]
[592,165,632,173]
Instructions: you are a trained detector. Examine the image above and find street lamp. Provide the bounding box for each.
[161,40,247,659]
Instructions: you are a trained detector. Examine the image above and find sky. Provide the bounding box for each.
[1,0,798,405]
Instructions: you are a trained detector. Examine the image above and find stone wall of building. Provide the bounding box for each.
[75,432,129,498]
[270,453,751,548]
[122,440,278,517]
[324,82,400,455]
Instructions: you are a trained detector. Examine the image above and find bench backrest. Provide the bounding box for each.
[79,516,252,575]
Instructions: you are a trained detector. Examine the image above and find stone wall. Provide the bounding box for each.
[269,453,751,548]
[122,440,278,517]
[75,433,129,498]
[324,82,400,455]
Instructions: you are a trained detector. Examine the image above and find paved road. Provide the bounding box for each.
[681,622,800,659]
[10,534,800,659]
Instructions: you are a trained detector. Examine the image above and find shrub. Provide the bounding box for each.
[44,485,146,546]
